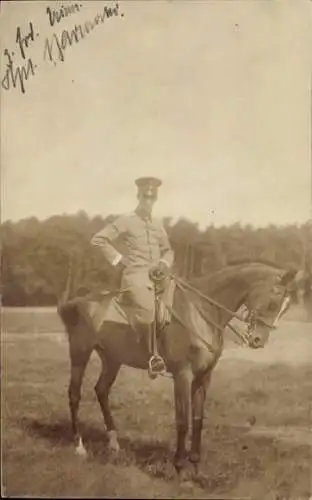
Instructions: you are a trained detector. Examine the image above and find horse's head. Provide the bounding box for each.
[245,268,298,349]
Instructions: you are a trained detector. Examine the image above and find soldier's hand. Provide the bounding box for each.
[149,262,169,282]
[157,261,169,275]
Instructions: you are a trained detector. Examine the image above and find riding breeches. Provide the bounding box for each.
[120,270,155,324]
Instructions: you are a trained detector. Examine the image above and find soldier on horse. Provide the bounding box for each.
[59,206,298,471]
[91,177,174,379]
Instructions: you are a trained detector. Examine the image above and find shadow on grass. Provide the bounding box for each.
[20,416,175,479]
[20,417,74,446]
[19,416,311,496]
[20,419,207,490]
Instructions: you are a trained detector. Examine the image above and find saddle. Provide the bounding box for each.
[85,278,176,333]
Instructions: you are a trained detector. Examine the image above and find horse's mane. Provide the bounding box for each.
[188,259,287,292]
[225,258,284,270]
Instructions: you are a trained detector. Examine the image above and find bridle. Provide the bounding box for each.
[245,293,291,332]
[166,274,291,347]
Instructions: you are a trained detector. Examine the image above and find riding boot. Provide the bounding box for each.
[136,322,166,379]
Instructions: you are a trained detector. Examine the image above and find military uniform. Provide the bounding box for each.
[91,209,174,324]
[92,177,174,332]
[91,177,174,378]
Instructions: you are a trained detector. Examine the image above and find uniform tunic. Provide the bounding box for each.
[91,211,174,324]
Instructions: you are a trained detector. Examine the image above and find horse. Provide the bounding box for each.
[58,260,297,476]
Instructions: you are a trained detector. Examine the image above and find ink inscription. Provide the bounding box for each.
[1,2,124,95]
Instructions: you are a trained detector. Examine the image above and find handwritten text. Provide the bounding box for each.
[43,3,122,64]
[46,3,81,27]
[1,2,124,95]
[16,22,36,59]
[2,22,38,94]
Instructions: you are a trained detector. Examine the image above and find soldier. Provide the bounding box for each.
[91,177,174,378]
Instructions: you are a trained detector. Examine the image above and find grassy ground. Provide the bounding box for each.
[1,308,312,499]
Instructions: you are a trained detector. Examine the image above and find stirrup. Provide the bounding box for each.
[148,355,166,379]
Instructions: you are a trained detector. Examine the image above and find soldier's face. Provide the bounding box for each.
[138,194,156,213]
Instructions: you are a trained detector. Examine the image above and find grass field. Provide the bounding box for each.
[2,307,312,499]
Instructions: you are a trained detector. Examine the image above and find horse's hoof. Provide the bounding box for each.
[75,437,87,457]
[108,440,120,453]
[175,459,193,483]
[179,479,194,490]
[178,468,194,485]
[75,446,87,457]
[107,430,120,453]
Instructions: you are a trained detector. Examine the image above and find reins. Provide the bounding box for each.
[172,274,278,331]
[173,274,248,323]
[155,274,251,349]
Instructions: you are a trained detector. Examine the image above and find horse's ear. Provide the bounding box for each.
[278,268,299,287]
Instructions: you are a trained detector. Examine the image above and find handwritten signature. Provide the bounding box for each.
[43,3,121,64]
[1,2,124,95]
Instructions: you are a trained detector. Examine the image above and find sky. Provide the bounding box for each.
[1,0,312,229]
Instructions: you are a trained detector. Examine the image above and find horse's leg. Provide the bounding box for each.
[68,348,92,456]
[95,348,121,453]
[173,367,192,475]
[189,369,212,473]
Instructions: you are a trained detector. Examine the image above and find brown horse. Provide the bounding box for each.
[58,261,297,475]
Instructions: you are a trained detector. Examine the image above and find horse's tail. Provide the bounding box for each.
[57,253,81,331]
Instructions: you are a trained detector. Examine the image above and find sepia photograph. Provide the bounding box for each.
[1,0,312,498]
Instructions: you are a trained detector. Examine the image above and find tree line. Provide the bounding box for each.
[1,211,311,306]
